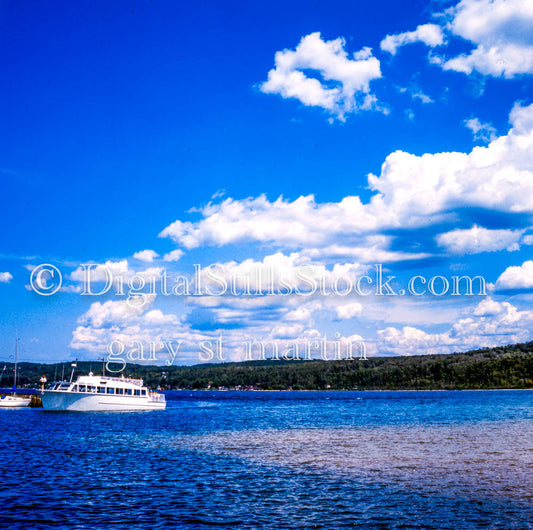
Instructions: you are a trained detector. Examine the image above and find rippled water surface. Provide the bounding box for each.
[1,390,532,529]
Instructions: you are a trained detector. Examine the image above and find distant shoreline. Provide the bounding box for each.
[4,342,533,392]
[167,387,533,392]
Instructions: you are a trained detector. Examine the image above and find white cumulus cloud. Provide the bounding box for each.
[440,0,533,77]
[377,297,533,355]
[260,32,382,120]
[335,302,363,320]
[437,226,524,254]
[161,103,533,259]
[0,272,13,283]
[77,296,156,328]
[380,23,444,55]
[495,260,533,290]
[133,249,159,262]
[163,249,184,262]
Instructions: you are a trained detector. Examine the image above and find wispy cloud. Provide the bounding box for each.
[397,84,434,104]
[463,117,497,143]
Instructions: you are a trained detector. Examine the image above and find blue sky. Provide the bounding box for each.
[2,0,533,365]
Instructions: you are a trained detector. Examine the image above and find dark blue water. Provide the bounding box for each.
[1,390,532,529]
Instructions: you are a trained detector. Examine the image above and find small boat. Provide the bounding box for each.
[41,372,166,411]
[0,394,32,407]
[0,338,31,408]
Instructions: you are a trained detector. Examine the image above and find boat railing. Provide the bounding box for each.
[75,375,144,387]
[149,392,165,402]
[97,376,144,386]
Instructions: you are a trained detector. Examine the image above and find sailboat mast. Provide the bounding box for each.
[13,337,18,389]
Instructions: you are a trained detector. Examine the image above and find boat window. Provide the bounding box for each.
[71,385,78,392]
[141,389,147,396]
[125,389,132,395]
[107,388,115,394]
[79,385,86,392]
[98,387,105,394]
[88,386,95,393]
[116,388,124,395]
[134,389,140,396]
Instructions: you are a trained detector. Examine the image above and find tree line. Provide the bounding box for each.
[4,341,533,391]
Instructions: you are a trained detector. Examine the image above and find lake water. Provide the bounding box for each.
[1,390,532,529]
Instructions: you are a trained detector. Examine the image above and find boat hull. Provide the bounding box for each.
[0,396,31,408]
[41,391,165,411]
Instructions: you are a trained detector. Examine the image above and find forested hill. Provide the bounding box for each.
[5,342,533,391]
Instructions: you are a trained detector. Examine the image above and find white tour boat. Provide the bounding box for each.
[41,372,166,411]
